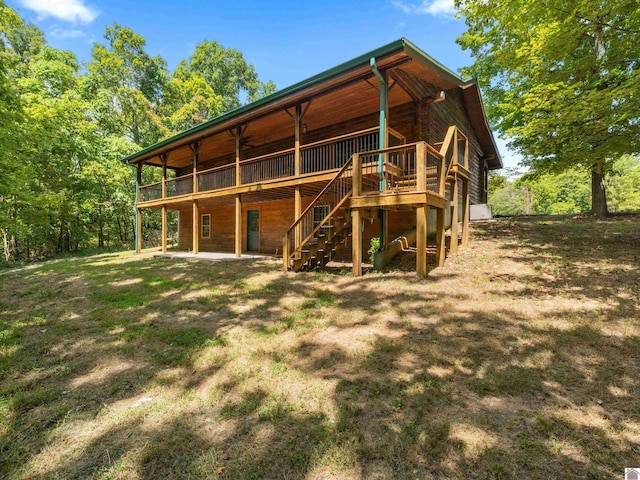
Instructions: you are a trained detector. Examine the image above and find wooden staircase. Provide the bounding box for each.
[292,208,352,271]
[283,156,355,272]
[284,125,472,276]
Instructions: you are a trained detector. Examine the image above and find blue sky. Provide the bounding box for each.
[9,0,520,169]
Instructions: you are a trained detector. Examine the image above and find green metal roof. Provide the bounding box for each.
[122,38,472,165]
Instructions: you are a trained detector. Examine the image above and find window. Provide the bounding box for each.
[313,205,330,230]
[201,214,211,238]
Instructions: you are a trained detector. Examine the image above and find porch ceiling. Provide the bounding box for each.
[143,68,415,170]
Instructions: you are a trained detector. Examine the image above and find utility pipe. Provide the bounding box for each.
[369,57,387,191]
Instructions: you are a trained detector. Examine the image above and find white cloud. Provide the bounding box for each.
[392,0,455,16]
[19,0,98,24]
[50,25,86,39]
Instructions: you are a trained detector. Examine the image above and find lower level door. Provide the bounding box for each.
[247,210,259,251]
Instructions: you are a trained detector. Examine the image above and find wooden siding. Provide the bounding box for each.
[179,197,316,254]
[428,88,485,204]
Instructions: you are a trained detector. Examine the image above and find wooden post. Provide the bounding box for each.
[235,194,242,257]
[463,137,469,169]
[438,153,446,197]
[461,179,470,247]
[283,232,289,271]
[161,154,167,199]
[452,129,458,167]
[352,209,362,277]
[161,206,167,253]
[235,126,242,187]
[450,175,459,254]
[294,104,302,248]
[416,205,427,278]
[352,153,362,277]
[353,153,361,196]
[136,208,142,253]
[161,154,167,254]
[191,142,199,194]
[436,207,446,267]
[191,142,199,255]
[192,201,199,254]
[135,162,142,254]
[416,142,426,191]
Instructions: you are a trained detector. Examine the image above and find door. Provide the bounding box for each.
[247,210,259,251]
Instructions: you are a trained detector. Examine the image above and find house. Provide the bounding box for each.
[124,38,501,277]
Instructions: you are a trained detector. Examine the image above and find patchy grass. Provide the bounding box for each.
[1,214,639,479]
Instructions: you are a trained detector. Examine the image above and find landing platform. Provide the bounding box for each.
[350,191,447,210]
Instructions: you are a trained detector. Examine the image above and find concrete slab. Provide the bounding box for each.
[154,252,270,262]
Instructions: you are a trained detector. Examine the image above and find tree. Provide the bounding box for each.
[176,40,275,112]
[456,0,640,218]
[85,23,169,147]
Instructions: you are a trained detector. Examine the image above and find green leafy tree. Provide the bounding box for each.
[607,155,640,212]
[456,0,640,218]
[161,74,225,132]
[85,23,169,147]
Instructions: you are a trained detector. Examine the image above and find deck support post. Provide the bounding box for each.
[190,142,199,255]
[416,205,427,278]
[135,162,142,253]
[461,179,470,247]
[161,154,167,254]
[436,207,446,267]
[283,232,289,271]
[136,208,142,253]
[416,142,427,277]
[161,206,167,253]
[352,153,362,276]
[192,201,199,254]
[450,175,459,254]
[235,194,242,257]
[294,104,302,248]
[352,209,362,277]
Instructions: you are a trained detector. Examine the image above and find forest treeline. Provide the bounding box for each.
[0,2,275,262]
[489,155,640,216]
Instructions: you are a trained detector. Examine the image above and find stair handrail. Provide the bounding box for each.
[438,125,469,195]
[293,193,353,256]
[283,155,355,269]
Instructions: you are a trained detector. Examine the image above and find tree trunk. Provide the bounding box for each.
[2,229,11,262]
[591,165,608,219]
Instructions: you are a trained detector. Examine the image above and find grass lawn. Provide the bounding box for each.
[1,215,639,479]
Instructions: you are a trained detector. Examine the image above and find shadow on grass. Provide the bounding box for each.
[0,215,639,479]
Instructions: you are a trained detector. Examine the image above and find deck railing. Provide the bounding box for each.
[166,175,193,197]
[139,182,162,202]
[137,127,406,202]
[198,164,236,192]
[240,149,295,184]
[359,142,446,197]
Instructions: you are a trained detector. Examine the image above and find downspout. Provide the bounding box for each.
[370,57,386,191]
[370,57,387,249]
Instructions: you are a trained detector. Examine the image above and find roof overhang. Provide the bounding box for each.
[122,38,501,169]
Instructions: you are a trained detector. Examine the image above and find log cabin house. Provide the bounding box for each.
[124,38,501,277]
